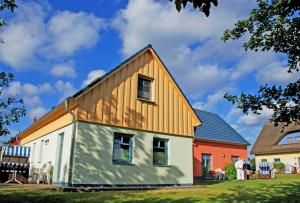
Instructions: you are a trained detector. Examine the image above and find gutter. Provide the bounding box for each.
[64,98,76,187]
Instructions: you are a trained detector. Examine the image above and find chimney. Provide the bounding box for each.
[33,117,37,123]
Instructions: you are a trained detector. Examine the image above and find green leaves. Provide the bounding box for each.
[0,72,26,137]
[224,79,300,127]
[222,0,300,72]
[223,0,300,127]
[0,0,17,43]
[171,0,218,17]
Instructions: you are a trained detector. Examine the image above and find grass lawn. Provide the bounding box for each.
[0,174,300,202]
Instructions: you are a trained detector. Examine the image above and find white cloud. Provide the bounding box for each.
[238,108,273,126]
[29,107,47,119]
[82,69,106,87]
[193,89,230,111]
[51,62,76,78]
[55,80,77,101]
[0,1,46,69]
[256,61,300,84]
[113,0,280,97]
[0,1,103,70]
[178,64,231,95]
[46,11,103,56]
[6,81,55,107]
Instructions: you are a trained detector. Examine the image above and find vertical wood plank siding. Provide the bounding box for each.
[76,50,199,137]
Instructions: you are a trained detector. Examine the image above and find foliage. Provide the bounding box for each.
[170,0,218,16]
[274,162,286,174]
[224,163,237,181]
[0,0,17,42]
[0,72,26,137]
[222,0,300,127]
[249,158,256,166]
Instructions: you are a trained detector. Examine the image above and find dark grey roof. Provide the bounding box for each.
[195,109,250,145]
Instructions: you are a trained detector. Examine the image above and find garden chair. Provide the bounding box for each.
[214,168,222,180]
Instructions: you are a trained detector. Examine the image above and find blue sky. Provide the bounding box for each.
[1,0,298,153]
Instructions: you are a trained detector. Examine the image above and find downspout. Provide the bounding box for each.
[64,98,76,187]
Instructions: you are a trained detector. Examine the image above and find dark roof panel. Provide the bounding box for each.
[194,109,249,145]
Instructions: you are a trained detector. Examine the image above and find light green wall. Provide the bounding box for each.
[71,121,193,185]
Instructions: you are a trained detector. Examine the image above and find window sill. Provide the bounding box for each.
[153,164,171,167]
[137,98,156,105]
[112,162,135,166]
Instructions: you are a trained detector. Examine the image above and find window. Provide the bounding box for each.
[153,138,168,165]
[202,154,212,173]
[113,133,133,164]
[231,156,239,163]
[261,159,267,162]
[38,140,44,163]
[138,76,152,101]
[274,158,281,163]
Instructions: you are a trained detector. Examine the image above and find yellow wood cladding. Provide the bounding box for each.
[76,49,200,137]
[20,112,73,145]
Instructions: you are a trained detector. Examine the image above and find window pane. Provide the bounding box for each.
[261,159,267,162]
[274,158,280,163]
[138,76,152,100]
[113,133,132,163]
[153,139,168,165]
[122,136,130,145]
[231,156,239,163]
[202,154,212,172]
[153,149,165,165]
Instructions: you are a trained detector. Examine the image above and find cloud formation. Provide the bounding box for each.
[82,69,106,87]
[0,1,103,70]
[51,62,76,78]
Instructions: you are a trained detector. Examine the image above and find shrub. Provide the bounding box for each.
[224,163,237,181]
[273,162,285,174]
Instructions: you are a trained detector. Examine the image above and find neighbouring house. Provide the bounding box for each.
[251,121,300,173]
[13,45,201,187]
[193,109,249,178]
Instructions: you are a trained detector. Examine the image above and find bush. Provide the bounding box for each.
[224,163,237,181]
[273,162,285,174]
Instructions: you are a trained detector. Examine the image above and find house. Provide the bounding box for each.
[251,121,300,173]
[14,45,201,187]
[193,109,249,178]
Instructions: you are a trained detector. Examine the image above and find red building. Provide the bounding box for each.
[193,109,249,178]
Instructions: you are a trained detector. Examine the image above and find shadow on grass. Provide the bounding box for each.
[194,180,225,186]
[208,181,300,202]
[0,189,196,203]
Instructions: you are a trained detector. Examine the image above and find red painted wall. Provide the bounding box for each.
[193,140,248,177]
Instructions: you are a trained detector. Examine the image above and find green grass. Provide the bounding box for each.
[1,174,300,202]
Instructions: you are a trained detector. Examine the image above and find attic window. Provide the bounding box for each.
[138,75,152,101]
[277,131,300,145]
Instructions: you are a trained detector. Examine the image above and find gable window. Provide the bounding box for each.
[138,76,152,101]
[113,133,133,164]
[231,156,239,163]
[153,138,168,165]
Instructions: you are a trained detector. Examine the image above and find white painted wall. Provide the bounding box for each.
[72,121,194,185]
[24,124,73,183]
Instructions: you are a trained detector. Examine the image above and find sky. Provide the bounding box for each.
[1,0,298,153]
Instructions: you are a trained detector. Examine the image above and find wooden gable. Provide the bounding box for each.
[75,47,201,137]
